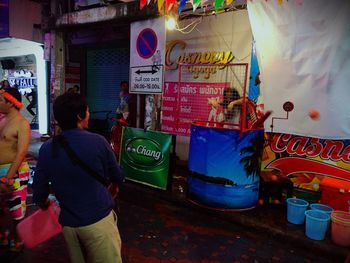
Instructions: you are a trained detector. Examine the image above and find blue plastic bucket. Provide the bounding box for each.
[310,203,333,215]
[287,198,309,224]
[305,210,330,240]
[310,203,333,230]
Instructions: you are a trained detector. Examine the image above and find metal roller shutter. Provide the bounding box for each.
[86,47,129,117]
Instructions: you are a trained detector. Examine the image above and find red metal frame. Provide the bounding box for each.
[176,63,249,135]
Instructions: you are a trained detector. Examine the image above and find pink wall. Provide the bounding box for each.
[9,0,42,42]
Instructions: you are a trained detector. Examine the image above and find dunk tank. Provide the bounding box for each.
[169,63,266,210]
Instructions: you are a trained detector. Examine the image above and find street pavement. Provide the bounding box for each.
[1,185,347,263]
[1,180,348,263]
[0,132,348,262]
[121,176,350,262]
[119,193,342,263]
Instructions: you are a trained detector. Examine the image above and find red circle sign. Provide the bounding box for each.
[136,28,158,59]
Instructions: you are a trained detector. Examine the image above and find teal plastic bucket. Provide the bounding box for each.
[305,210,330,240]
[287,198,309,224]
[310,203,333,215]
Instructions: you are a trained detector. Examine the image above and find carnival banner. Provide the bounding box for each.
[262,132,350,210]
[262,133,350,192]
[247,0,350,139]
[120,127,172,190]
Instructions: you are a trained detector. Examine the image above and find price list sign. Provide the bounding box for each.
[161,81,230,136]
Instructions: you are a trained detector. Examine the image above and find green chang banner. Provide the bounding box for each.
[120,127,172,190]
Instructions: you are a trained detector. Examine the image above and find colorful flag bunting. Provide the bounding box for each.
[201,0,209,8]
[139,0,307,12]
[166,0,176,12]
[215,0,224,11]
[192,0,201,11]
[179,0,187,13]
[158,0,165,13]
[140,0,147,10]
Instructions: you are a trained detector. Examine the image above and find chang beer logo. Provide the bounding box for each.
[125,138,163,166]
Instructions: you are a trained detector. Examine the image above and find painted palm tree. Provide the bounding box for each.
[190,172,236,186]
[239,133,265,179]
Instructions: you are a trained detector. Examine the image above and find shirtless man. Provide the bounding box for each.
[0,88,30,250]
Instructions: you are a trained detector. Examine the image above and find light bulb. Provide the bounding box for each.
[166,17,176,30]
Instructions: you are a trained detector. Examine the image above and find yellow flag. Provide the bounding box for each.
[158,0,165,13]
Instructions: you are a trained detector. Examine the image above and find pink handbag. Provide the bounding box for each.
[16,201,62,248]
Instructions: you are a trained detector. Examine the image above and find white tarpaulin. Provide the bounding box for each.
[247,0,350,139]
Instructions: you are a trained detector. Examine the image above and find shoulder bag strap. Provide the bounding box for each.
[54,135,109,188]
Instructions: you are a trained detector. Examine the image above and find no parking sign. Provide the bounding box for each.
[136,28,158,59]
[130,17,165,94]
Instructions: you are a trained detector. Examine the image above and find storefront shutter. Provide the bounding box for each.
[86,47,129,119]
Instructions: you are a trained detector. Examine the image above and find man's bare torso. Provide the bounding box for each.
[0,115,22,164]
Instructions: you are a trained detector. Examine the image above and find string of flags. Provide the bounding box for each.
[139,0,305,14]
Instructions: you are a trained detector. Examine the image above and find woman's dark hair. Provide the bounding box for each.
[120,81,129,94]
[73,85,80,92]
[223,87,240,107]
[53,93,88,130]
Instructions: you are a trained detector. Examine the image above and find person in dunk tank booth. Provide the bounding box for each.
[0,88,31,251]
[209,87,243,128]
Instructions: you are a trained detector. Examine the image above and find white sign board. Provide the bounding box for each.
[130,17,165,94]
[130,65,163,94]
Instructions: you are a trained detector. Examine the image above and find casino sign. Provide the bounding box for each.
[165,40,235,79]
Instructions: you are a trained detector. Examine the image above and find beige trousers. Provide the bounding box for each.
[62,210,122,263]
